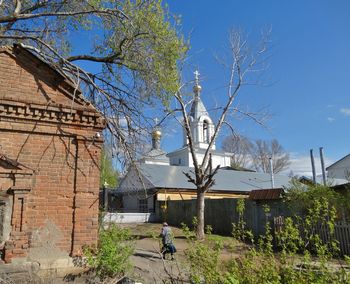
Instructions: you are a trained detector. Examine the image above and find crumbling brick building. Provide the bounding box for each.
[0,45,105,264]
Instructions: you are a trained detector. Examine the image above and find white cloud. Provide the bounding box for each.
[340,108,350,116]
[282,153,334,177]
[327,117,335,122]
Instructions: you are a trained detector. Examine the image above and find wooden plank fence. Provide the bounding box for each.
[334,221,350,255]
[274,217,350,256]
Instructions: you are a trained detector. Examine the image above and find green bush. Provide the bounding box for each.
[182,221,224,283]
[179,205,350,284]
[84,225,135,280]
[185,238,224,283]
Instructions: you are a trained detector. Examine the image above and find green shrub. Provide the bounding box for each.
[84,225,135,280]
[182,220,224,283]
[185,238,224,283]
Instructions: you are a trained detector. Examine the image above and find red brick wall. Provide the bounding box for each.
[0,47,104,263]
[0,48,84,108]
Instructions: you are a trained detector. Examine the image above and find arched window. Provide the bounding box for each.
[203,120,209,143]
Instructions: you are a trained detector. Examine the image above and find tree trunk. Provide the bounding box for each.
[196,190,205,240]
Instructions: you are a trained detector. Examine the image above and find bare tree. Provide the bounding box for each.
[222,134,254,170]
[222,135,290,173]
[171,28,271,239]
[0,0,187,168]
[251,139,290,174]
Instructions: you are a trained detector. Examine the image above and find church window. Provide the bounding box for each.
[203,120,209,143]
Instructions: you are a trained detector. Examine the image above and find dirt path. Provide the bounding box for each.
[121,223,241,284]
[123,224,191,283]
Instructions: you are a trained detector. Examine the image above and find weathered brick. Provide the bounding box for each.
[0,46,105,263]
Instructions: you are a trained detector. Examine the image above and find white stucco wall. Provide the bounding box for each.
[122,191,155,213]
[194,152,231,168]
[168,149,189,166]
[103,212,157,223]
[169,148,231,168]
[327,157,350,180]
[144,159,169,165]
[119,167,155,212]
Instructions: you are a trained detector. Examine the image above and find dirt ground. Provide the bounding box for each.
[103,223,350,284]
[120,223,239,284]
[122,223,191,283]
[0,223,238,284]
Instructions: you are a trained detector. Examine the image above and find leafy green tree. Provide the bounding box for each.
[0,0,187,162]
[285,181,348,218]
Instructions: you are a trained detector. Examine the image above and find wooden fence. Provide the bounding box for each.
[274,217,350,256]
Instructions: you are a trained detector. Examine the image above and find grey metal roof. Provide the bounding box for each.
[189,97,210,120]
[167,145,231,158]
[140,149,169,163]
[134,164,291,192]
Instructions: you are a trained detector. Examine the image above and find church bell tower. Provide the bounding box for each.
[183,71,216,150]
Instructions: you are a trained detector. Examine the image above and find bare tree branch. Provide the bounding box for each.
[0,8,126,24]
[169,28,272,239]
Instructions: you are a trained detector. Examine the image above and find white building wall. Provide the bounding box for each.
[103,212,157,224]
[169,150,188,166]
[327,158,350,180]
[169,148,231,168]
[122,192,155,213]
[144,159,169,165]
[119,167,155,212]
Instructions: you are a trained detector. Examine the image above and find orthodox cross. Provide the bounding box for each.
[194,70,200,86]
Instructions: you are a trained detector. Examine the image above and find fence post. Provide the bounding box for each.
[103,183,109,212]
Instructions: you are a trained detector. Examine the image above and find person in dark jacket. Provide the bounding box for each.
[160,222,176,260]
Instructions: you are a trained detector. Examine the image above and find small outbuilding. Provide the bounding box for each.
[0,45,105,265]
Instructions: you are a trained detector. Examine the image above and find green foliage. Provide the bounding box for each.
[105,0,188,101]
[257,217,274,255]
[183,224,224,284]
[84,225,135,280]
[276,217,303,255]
[284,183,342,256]
[232,199,253,243]
[1,0,188,113]
[225,250,281,284]
[179,199,350,284]
[285,181,349,219]
[100,147,118,188]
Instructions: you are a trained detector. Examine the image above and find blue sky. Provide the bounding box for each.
[158,0,350,175]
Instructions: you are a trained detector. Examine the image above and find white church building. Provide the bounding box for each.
[117,72,291,213]
[143,71,232,168]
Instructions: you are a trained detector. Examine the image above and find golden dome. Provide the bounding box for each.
[152,129,162,139]
[193,84,202,94]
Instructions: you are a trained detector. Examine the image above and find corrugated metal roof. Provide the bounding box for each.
[190,97,210,120]
[134,164,291,192]
[140,149,169,163]
[249,188,283,200]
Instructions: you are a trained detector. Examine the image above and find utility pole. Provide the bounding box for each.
[269,157,275,188]
[319,147,327,186]
[310,149,316,184]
